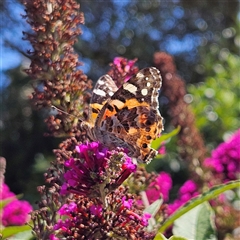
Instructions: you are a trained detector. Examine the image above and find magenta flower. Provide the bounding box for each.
[145,172,172,203]
[53,189,153,239]
[61,142,136,198]
[0,182,33,227]
[122,196,133,209]
[49,234,59,240]
[141,213,152,226]
[89,204,103,217]
[204,129,240,182]
[2,199,32,226]
[113,57,137,82]
[168,180,199,215]
[58,202,77,216]
[158,145,166,155]
[109,57,139,87]
[0,183,15,200]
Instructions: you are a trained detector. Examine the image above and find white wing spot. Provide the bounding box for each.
[141,89,148,96]
[147,82,151,87]
[145,77,149,81]
[136,72,145,79]
[93,88,106,97]
[109,91,114,96]
[97,79,104,85]
[123,83,137,95]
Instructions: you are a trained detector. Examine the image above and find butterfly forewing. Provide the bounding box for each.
[88,74,118,125]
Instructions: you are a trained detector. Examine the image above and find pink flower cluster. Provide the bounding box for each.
[167,180,199,215]
[141,172,199,216]
[145,172,172,203]
[0,183,32,226]
[61,142,137,197]
[204,129,240,182]
[51,190,152,239]
[113,57,138,82]
[142,130,239,217]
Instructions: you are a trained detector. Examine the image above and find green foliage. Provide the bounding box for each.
[144,199,163,231]
[154,233,188,240]
[144,199,163,218]
[173,203,216,240]
[157,180,240,234]
[188,52,240,146]
[151,126,181,152]
[0,225,32,240]
[147,127,183,174]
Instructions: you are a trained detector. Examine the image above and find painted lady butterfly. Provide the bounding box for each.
[81,67,163,163]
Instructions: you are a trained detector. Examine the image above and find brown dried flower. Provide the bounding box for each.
[153,52,207,183]
[22,0,92,137]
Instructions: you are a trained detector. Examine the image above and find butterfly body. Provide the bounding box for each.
[81,67,163,163]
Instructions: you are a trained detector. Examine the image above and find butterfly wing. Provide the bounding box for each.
[94,67,163,163]
[88,74,118,125]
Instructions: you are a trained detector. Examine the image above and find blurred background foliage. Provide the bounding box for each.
[0,0,239,203]
[188,51,240,148]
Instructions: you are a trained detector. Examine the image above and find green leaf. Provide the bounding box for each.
[154,233,188,240]
[144,199,163,217]
[1,225,32,239]
[172,202,216,240]
[157,180,240,233]
[144,199,163,230]
[7,230,33,240]
[196,203,216,240]
[151,126,181,150]
[154,233,168,240]
[0,196,17,210]
[169,236,189,240]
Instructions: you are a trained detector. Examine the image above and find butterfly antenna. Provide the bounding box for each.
[51,105,87,123]
[51,105,77,118]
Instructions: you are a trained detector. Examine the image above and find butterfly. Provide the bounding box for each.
[81,67,163,163]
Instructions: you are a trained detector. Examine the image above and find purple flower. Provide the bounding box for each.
[53,192,153,238]
[53,219,64,231]
[204,129,240,182]
[58,202,77,216]
[109,57,139,87]
[141,213,152,226]
[0,182,33,227]
[2,200,33,226]
[49,234,59,240]
[122,197,133,209]
[145,172,172,203]
[0,183,15,200]
[179,180,197,195]
[113,57,137,82]
[89,205,103,217]
[61,142,136,198]
[168,180,199,215]
[158,145,166,155]
[122,156,137,172]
